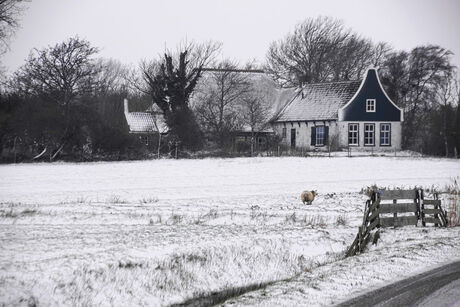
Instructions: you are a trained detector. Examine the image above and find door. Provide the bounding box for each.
[290,128,296,148]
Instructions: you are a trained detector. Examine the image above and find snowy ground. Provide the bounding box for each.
[0,157,459,306]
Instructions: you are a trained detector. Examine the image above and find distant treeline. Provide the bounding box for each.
[0,16,459,162]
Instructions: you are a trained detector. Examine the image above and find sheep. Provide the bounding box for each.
[301,190,317,205]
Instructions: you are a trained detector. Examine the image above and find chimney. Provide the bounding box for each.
[124,98,129,114]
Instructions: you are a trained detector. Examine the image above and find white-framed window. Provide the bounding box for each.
[364,123,375,146]
[316,126,325,146]
[366,99,376,112]
[380,123,391,146]
[348,123,359,146]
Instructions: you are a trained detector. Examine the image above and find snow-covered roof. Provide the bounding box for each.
[274,80,361,122]
[125,112,168,134]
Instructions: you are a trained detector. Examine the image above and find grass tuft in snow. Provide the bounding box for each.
[139,196,159,204]
[194,209,219,225]
[250,207,268,222]
[335,214,349,226]
[445,178,460,226]
[106,195,128,204]
[300,215,327,228]
[75,196,90,204]
[285,212,297,224]
[148,213,162,225]
[117,259,144,269]
[202,208,218,220]
[0,208,38,218]
[426,177,460,227]
[168,213,183,225]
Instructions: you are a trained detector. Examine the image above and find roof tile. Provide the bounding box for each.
[125,112,168,133]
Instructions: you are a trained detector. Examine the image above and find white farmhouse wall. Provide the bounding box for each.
[338,121,402,151]
[272,121,339,151]
[273,121,401,151]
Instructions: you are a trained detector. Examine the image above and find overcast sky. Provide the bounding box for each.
[3,0,460,73]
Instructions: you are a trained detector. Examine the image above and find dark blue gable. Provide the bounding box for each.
[339,69,402,122]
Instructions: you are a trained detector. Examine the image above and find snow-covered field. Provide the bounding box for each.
[0,157,459,306]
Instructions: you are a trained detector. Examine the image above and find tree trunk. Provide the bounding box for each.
[157,132,161,159]
[251,130,254,157]
[444,105,449,157]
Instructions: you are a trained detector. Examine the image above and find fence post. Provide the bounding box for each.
[415,189,420,225]
[358,226,362,252]
[434,203,439,227]
[434,192,439,227]
[362,200,370,228]
[421,189,426,227]
[393,199,397,228]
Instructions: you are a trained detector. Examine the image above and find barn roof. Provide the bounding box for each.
[273,80,361,122]
[125,112,168,134]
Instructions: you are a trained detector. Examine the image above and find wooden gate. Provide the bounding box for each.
[346,189,448,257]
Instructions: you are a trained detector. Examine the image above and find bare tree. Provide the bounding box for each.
[381,45,455,151]
[371,42,393,67]
[455,85,460,158]
[12,36,100,159]
[436,69,458,156]
[0,0,28,80]
[193,60,252,146]
[0,0,28,52]
[266,16,379,87]
[14,37,100,112]
[241,83,272,156]
[139,41,221,150]
[96,58,131,95]
[329,34,375,81]
[91,58,134,130]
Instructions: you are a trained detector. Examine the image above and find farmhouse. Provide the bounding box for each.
[271,68,403,151]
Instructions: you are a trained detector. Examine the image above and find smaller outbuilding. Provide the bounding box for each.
[123,99,168,145]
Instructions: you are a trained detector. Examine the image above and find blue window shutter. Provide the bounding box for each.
[311,127,316,146]
[324,126,329,145]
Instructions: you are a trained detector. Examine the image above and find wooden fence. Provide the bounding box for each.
[346,189,448,257]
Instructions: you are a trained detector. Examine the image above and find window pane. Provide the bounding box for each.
[364,124,374,145]
[316,126,325,146]
[380,124,390,145]
[348,124,358,145]
[366,99,376,112]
